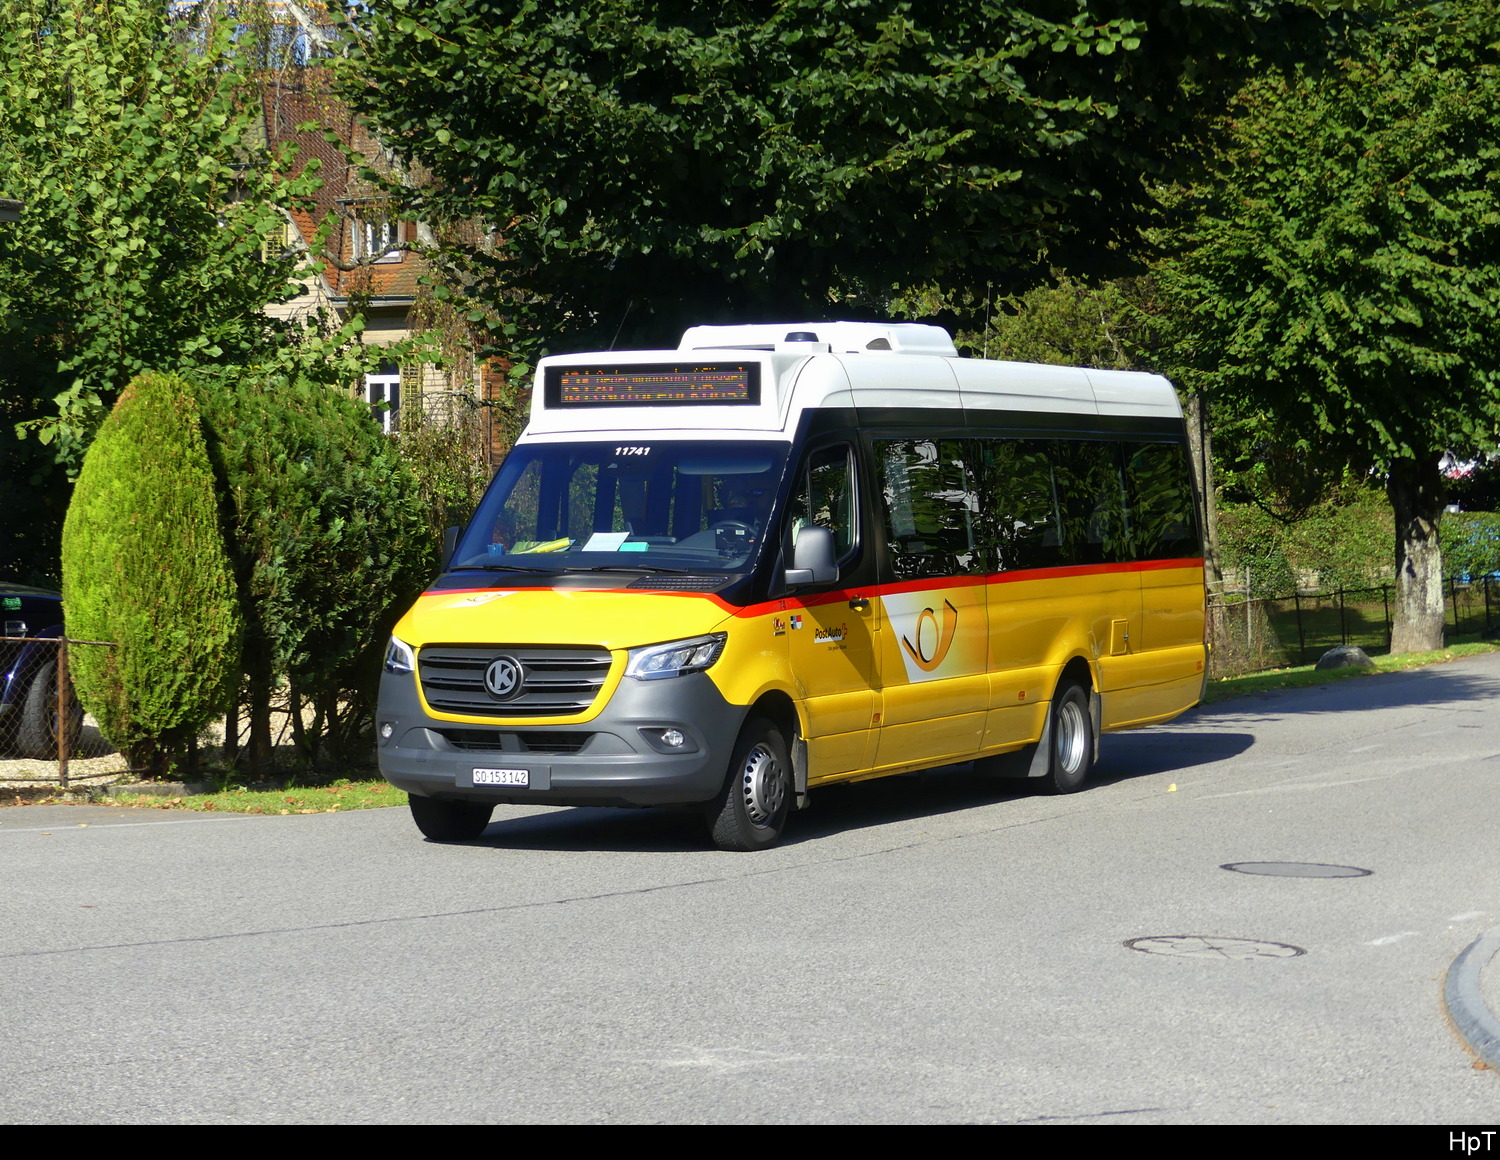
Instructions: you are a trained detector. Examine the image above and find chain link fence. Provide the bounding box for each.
[1208,575,1499,678]
[0,636,122,792]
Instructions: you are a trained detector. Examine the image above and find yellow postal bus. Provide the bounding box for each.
[377,322,1206,849]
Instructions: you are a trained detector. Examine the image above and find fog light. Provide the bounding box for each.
[378,721,394,741]
[661,729,685,748]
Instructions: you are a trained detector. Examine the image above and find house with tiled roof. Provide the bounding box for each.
[256,67,514,463]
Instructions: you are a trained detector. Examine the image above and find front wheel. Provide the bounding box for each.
[706,717,791,851]
[1040,680,1093,795]
[408,794,494,842]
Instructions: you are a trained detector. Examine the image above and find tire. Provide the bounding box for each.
[1040,680,1094,795]
[706,717,792,851]
[18,660,82,760]
[408,793,494,842]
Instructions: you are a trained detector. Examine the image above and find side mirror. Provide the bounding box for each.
[441,526,460,569]
[784,524,838,586]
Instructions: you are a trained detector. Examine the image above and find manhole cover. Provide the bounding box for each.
[1125,936,1306,960]
[1222,862,1372,879]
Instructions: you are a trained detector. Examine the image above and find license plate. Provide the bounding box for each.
[473,767,529,787]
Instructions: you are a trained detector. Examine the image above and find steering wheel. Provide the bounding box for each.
[710,520,757,555]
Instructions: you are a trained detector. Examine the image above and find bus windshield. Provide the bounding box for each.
[452,440,790,575]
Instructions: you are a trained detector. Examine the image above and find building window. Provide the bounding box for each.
[260,216,290,263]
[365,362,401,433]
[352,213,402,264]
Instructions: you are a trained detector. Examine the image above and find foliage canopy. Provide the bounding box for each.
[338,0,1342,368]
[1158,3,1500,471]
[1155,1,1500,649]
[0,0,400,583]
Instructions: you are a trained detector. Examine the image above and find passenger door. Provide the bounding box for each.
[784,442,883,781]
[869,437,990,770]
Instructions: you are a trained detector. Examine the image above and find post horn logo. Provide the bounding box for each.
[900,599,959,673]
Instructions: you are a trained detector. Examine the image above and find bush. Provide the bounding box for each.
[61,372,242,777]
[196,374,431,768]
[1215,505,1298,596]
[1217,489,1393,596]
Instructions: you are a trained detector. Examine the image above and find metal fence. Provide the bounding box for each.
[0,636,120,790]
[1208,576,1499,677]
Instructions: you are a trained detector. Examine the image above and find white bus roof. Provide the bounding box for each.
[679,321,959,357]
[524,322,1182,440]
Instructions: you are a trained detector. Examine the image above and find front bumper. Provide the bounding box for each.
[376,666,744,808]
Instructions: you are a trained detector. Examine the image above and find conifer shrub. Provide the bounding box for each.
[196,374,431,768]
[61,372,242,777]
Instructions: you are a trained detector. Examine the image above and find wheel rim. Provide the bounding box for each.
[1056,697,1088,775]
[738,742,786,827]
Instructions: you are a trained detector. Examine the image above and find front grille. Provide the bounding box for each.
[418,645,613,718]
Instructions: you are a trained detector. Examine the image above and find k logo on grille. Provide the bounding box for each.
[484,656,524,700]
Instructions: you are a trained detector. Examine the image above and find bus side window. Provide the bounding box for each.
[788,444,858,563]
[1051,441,1130,565]
[974,439,1064,572]
[1126,443,1200,560]
[877,438,981,579]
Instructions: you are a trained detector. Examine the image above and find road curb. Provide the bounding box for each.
[1445,927,1500,1069]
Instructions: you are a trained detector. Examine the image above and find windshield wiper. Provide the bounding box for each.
[460,563,557,573]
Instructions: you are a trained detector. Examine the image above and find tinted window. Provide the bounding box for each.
[787,443,859,563]
[1126,442,1200,560]
[877,439,983,578]
[1051,440,1129,565]
[973,439,1064,572]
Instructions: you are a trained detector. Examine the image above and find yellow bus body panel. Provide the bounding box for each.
[394,557,1204,775]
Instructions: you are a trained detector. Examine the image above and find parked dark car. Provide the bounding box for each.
[1,582,83,758]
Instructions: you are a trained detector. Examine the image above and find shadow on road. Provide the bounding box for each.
[455,657,1500,853]
[463,728,1257,852]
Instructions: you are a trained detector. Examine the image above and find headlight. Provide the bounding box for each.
[625,633,727,680]
[384,635,416,674]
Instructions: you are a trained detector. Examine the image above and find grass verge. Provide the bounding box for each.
[94,777,406,814]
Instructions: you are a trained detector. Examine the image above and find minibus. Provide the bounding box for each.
[377,322,1206,849]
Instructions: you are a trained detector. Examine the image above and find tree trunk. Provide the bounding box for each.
[223,703,237,766]
[1184,392,1224,589]
[246,645,274,772]
[1387,454,1447,654]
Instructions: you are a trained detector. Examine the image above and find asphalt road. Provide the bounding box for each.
[3,653,1500,1124]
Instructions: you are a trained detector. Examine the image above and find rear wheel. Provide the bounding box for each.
[1040,680,1093,795]
[707,717,791,851]
[408,794,494,841]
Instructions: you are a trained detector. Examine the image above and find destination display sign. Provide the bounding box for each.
[545,363,760,407]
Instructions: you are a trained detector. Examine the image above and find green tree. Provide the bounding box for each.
[1156,3,1500,652]
[336,1,1343,372]
[196,373,433,770]
[956,274,1165,369]
[61,372,242,778]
